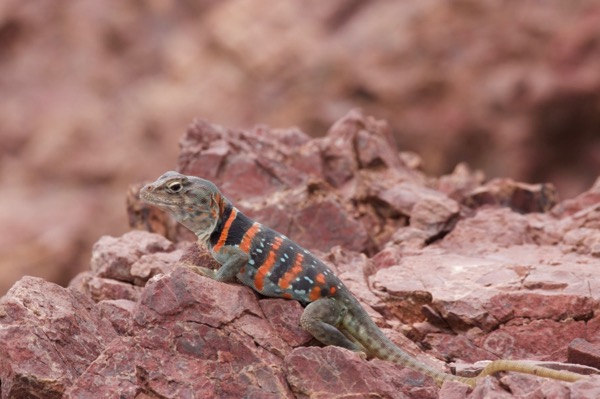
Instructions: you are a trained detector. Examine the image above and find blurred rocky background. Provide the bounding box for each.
[1,0,599,295]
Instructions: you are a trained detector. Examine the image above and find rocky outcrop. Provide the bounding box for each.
[3,0,600,299]
[1,112,600,398]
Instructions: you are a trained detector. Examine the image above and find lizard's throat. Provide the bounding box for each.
[178,214,218,244]
[196,226,215,245]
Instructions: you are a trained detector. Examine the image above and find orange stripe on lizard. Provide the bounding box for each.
[239,222,260,253]
[309,286,322,302]
[315,273,326,285]
[213,207,238,252]
[254,236,283,291]
[278,252,304,290]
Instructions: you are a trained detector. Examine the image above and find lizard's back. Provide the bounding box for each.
[208,202,343,304]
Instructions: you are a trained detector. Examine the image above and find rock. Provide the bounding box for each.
[3,109,600,397]
[465,178,558,213]
[96,299,136,335]
[284,197,370,253]
[481,319,586,361]
[438,380,471,399]
[67,267,298,399]
[285,346,433,399]
[0,276,117,398]
[90,230,176,284]
[439,207,535,251]
[437,163,486,202]
[259,298,313,348]
[570,375,600,399]
[568,339,600,370]
[129,110,423,254]
[376,182,460,242]
[86,275,142,302]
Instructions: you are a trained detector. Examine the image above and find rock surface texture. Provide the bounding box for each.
[1,111,600,398]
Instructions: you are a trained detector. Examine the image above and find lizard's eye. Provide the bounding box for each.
[167,181,183,193]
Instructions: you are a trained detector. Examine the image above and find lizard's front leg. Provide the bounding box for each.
[300,297,364,353]
[187,245,249,282]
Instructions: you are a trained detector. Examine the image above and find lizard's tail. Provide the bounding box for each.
[343,303,586,388]
[368,326,476,387]
[343,302,475,386]
[470,359,585,383]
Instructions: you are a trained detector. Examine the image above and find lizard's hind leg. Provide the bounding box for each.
[300,298,364,353]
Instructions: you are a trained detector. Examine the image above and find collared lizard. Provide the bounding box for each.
[140,171,586,388]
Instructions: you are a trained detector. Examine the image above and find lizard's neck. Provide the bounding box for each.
[193,192,228,246]
[207,202,254,250]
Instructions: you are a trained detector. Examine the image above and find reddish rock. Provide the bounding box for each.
[570,375,600,399]
[410,192,460,240]
[285,346,434,399]
[553,177,600,217]
[428,333,498,366]
[86,275,142,302]
[438,381,471,399]
[376,182,460,241]
[481,319,585,361]
[439,207,535,251]
[286,197,370,253]
[466,178,558,213]
[436,163,486,203]
[568,339,600,370]
[468,377,520,399]
[67,267,297,399]
[130,110,424,254]
[259,298,313,348]
[178,120,319,201]
[96,299,136,335]
[91,230,176,284]
[0,277,117,398]
[130,250,183,285]
[3,107,600,398]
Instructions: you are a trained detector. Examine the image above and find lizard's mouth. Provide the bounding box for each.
[139,186,176,207]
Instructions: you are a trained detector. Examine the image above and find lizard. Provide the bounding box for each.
[140,171,587,388]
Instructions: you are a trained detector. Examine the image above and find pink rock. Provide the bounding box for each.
[133,267,262,329]
[568,338,600,370]
[481,319,585,361]
[130,250,183,285]
[259,298,313,348]
[440,207,535,251]
[438,380,471,399]
[86,275,142,302]
[466,178,558,213]
[67,267,297,398]
[285,346,435,398]
[286,198,370,253]
[96,299,136,335]
[8,109,600,397]
[0,276,117,398]
[570,375,600,399]
[319,110,406,187]
[553,177,600,217]
[91,231,175,284]
[131,111,419,255]
[468,377,516,398]
[410,191,460,239]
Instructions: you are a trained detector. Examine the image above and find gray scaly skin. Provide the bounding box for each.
[140,171,586,388]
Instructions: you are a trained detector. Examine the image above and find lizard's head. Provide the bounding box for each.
[140,171,223,240]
